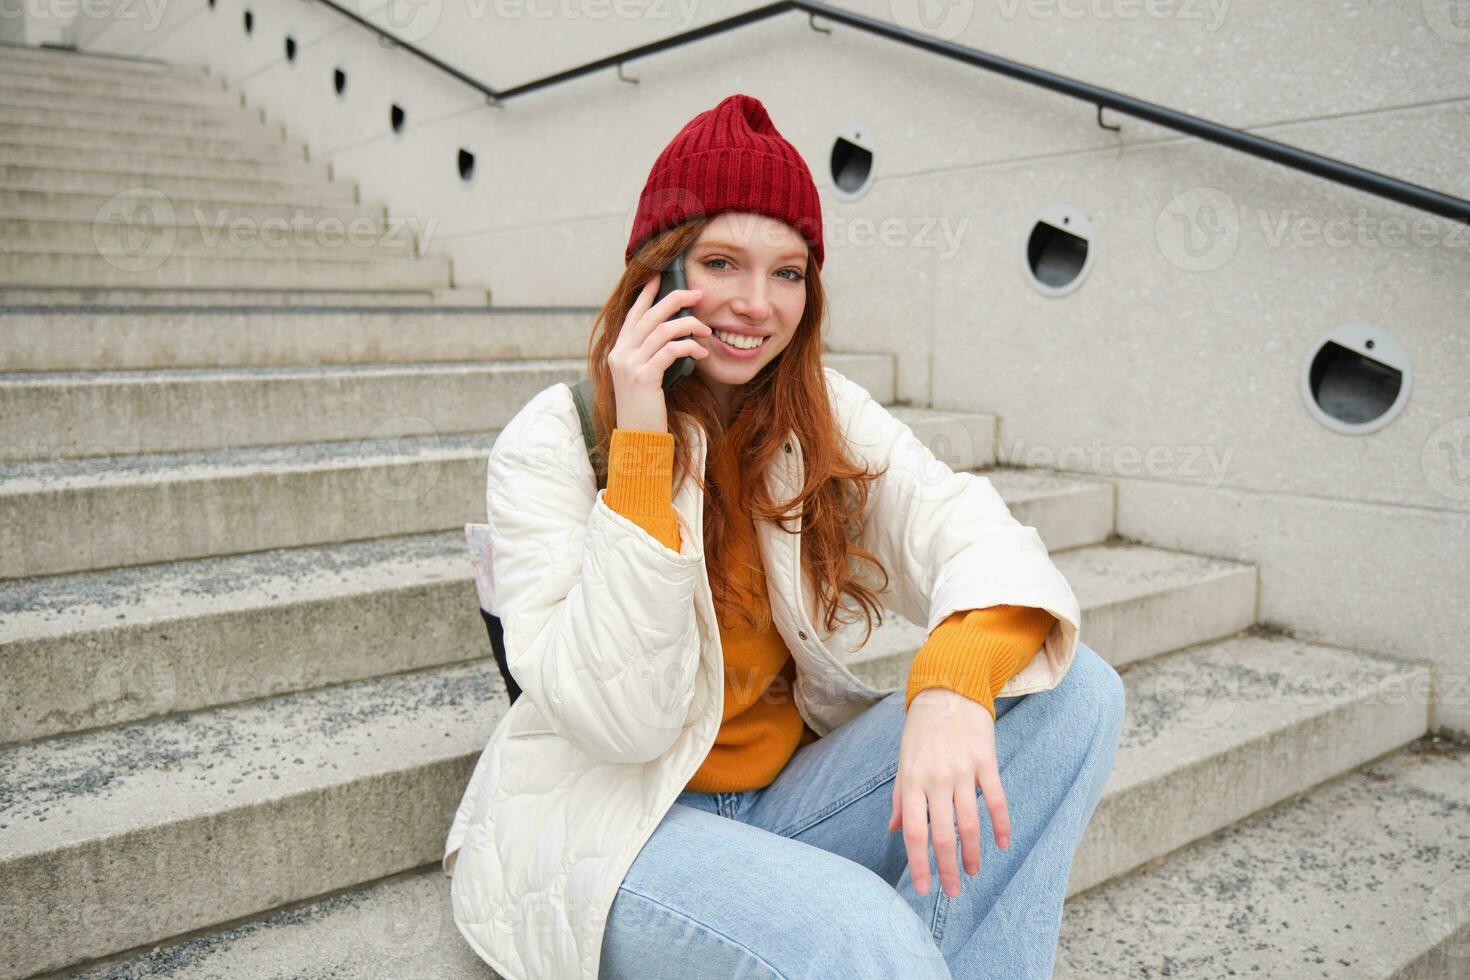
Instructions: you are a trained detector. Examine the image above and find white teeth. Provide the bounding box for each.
[714,329,765,350]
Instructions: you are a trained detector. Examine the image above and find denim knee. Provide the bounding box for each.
[1063,641,1126,738]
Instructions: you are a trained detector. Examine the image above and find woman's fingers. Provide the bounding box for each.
[955,778,984,878]
[618,277,659,345]
[900,784,932,896]
[637,315,710,366]
[926,785,961,899]
[619,275,703,350]
[977,757,1011,851]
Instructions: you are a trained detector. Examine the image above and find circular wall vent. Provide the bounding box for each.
[830,127,873,200]
[1024,204,1093,296]
[1300,324,1411,435]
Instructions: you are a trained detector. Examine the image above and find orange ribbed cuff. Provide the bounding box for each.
[905,605,1058,720]
[603,428,681,552]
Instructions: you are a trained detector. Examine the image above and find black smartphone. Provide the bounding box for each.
[656,246,699,391]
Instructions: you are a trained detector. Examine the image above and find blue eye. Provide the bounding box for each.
[703,257,804,282]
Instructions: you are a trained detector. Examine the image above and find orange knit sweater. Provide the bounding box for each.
[603,425,1057,794]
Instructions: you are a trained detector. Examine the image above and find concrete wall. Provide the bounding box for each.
[76,0,1470,731]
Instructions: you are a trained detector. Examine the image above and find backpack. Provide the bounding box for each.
[468,378,602,705]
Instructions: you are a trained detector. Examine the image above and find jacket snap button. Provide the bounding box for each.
[553,688,565,704]
[798,630,807,640]
[784,442,792,453]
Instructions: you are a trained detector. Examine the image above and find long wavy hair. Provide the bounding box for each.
[583,216,893,645]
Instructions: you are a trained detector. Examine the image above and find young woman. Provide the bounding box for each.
[443,94,1125,980]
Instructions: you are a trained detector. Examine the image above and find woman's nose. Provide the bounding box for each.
[731,280,773,319]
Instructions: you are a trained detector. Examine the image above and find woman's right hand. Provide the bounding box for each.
[608,275,711,433]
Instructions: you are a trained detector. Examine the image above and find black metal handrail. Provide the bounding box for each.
[309,0,1469,226]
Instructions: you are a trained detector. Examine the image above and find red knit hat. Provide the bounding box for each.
[625,93,824,269]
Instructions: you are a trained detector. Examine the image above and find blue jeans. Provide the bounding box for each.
[599,641,1125,979]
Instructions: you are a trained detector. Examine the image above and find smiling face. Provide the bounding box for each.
[682,211,809,418]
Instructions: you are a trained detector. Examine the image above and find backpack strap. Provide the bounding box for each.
[570,377,606,491]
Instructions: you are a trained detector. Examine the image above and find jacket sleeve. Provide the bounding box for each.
[824,367,1081,684]
[485,385,704,765]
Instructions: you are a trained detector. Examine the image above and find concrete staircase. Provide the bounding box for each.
[2,43,1464,980]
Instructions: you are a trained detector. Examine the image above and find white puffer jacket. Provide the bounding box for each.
[442,365,1081,980]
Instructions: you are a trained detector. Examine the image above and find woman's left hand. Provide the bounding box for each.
[887,687,1009,899]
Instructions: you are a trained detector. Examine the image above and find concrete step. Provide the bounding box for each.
[14,622,1425,979]
[0,285,491,307]
[50,863,497,979]
[982,468,1114,551]
[1056,735,1468,978]
[0,184,383,226]
[1,215,415,261]
[0,124,308,163]
[0,59,224,88]
[827,352,893,402]
[51,681,1449,980]
[842,539,1256,678]
[888,404,997,470]
[0,465,1117,744]
[0,58,219,87]
[0,354,902,573]
[0,103,288,143]
[0,163,353,204]
[0,656,506,980]
[0,353,891,463]
[0,306,595,371]
[0,139,329,183]
[0,42,208,80]
[0,359,569,466]
[0,244,447,290]
[1066,630,1433,896]
[0,88,265,126]
[0,70,242,110]
[0,430,503,582]
[0,531,480,747]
